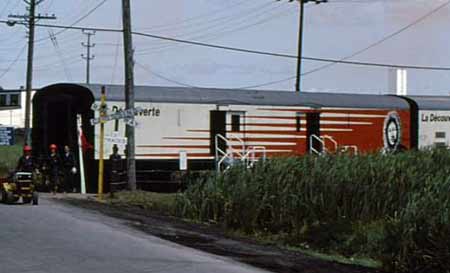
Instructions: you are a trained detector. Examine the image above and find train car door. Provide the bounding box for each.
[306,112,321,153]
[210,110,226,155]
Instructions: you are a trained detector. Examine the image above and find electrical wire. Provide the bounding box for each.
[48,30,72,80]
[135,62,197,88]
[35,0,108,43]
[4,21,450,71]
[110,19,122,84]
[136,3,291,54]
[0,0,12,18]
[239,76,296,89]
[0,43,26,80]
[301,0,450,76]
[136,0,249,32]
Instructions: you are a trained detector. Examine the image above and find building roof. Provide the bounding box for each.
[408,96,450,110]
[80,84,410,109]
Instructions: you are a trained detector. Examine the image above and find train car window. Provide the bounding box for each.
[9,94,19,106]
[0,95,6,106]
[231,114,240,132]
[435,132,446,139]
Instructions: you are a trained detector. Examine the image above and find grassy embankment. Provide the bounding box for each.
[109,149,450,273]
[0,145,22,176]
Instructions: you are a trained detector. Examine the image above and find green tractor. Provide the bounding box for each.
[1,172,39,205]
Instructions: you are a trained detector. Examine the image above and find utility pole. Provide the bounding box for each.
[121,0,137,191]
[293,0,327,93]
[9,0,56,145]
[295,1,305,93]
[81,30,96,84]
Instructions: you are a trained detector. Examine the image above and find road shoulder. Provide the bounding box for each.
[54,196,381,273]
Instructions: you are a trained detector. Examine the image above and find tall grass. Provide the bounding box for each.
[176,149,450,272]
[0,145,22,176]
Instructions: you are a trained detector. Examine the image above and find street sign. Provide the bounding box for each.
[90,106,144,126]
[0,127,14,146]
[105,135,127,146]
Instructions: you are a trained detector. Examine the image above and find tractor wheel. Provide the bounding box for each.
[1,191,6,203]
[23,197,32,204]
[5,192,15,204]
[32,192,39,206]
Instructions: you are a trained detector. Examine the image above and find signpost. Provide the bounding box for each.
[0,127,14,146]
[97,88,107,199]
[90,86,143,199]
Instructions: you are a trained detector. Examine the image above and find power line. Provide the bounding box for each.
[135,62,197,88]
[8,0,56,145]
[0,43,27,80]
[239,75,296,89]
[301,0,450,76]
[130,30,450,71]
[136,3,291,55]
[3,20,450,71]
[135,0,249,32]
[35,0,108,43]
[0,0,13,18]
[48,29,72,81]
[110,19,122,85]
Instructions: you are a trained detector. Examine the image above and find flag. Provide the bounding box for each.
[79,129,93,153]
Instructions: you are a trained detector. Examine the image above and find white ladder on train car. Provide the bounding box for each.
[215,134,267,172]
[309,135,358,155]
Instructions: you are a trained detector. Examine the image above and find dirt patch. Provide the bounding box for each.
[57,198,382,273]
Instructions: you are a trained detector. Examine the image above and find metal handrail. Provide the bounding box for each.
[215,134,267,172]
[244,146,267,168]
[215,133,247,172]
[249,146,267,163]
[309,134,324,155]
[342,145,359,155]
[322,135,338,152]
[227,133,246,158]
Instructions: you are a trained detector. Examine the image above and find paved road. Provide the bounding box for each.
[0,195,270,273]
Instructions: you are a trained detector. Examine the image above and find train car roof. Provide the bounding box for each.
[80,84,410,109]
[408,96,450,110]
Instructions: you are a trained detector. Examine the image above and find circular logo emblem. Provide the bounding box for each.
[383,112,401,152]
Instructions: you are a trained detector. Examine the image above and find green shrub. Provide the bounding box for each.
[0,145,22,176]
[176,148,450,272]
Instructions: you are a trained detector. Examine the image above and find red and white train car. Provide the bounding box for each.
[33,83,450,191]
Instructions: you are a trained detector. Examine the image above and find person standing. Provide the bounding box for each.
[48,144,62,194]
[62,145,77,193]
[16,145,37,173]
[109,144,123,194]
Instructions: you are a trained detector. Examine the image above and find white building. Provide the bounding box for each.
[0,90,35,128]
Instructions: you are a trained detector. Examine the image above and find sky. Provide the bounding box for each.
[0,0,449,95]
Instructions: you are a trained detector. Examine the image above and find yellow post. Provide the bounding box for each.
[98,86,106,200]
